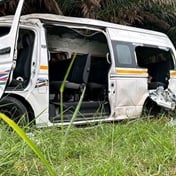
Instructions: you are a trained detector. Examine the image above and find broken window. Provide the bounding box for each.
[136,46,175,89]
[136,46,174,69]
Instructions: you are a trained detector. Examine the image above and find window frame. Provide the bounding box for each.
[112,41,136,68]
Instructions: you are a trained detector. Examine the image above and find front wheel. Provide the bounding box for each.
[0,96,29,126]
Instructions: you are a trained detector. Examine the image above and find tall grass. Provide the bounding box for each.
[0,113,57,176]
[0,114,176,175]
[59,52,88,161]
[0,53,88,175]
[0,53,176,175]
[59,52,77,125]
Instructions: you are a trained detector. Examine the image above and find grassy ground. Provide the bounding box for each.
[0,117,176,176]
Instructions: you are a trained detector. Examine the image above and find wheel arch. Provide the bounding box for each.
[142,96,161,116]
[2,93,35,123]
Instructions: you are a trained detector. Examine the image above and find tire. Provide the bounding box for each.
[0,96,29,126]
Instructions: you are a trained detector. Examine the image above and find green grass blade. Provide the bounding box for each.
[60,53,77,124]
[62,86,86,144]
[60,52,77,93]
[0,113,57,176]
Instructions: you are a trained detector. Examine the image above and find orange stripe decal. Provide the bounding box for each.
[170,71,176,77]
[116,68,147,75]
[40,65,48,70]
[116,69,176,77]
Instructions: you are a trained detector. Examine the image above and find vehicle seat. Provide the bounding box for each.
[87,60,110,100]
[50,53,91,101]
[49,59,71,82]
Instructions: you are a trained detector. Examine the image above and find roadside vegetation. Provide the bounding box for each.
[0,0,176,46]
[1,115,176,176]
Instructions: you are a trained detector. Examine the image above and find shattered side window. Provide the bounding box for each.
[135,46,175,70]
[135,45,175,89]
[112,41,136,68]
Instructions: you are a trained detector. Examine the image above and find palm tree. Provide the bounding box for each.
[0,0,176,45]
[1,0,176,30]
[75,0,176,45]
[96,0,176,31]
[56,0,101,18]
[56,0,176,32]
[0,0,62,15]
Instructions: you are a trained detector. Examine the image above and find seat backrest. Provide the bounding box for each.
[68,54,91,84]
[89,60,110,84]
[49,59,71,81]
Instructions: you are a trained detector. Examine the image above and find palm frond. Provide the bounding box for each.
[81,0,101,18]
[56,0,77,15]
[0,0,63,15]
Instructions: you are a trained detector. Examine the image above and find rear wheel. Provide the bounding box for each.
[0,96,29,126]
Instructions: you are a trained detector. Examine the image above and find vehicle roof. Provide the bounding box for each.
[1,13,174,49]
[0,13,167,37]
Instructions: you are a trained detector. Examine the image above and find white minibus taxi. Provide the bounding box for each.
[0,0,176,127]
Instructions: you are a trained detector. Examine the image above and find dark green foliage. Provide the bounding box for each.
[0,0,176,46]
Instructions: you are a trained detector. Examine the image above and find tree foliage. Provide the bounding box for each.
[0,0,176,45]
[0,0,62,15]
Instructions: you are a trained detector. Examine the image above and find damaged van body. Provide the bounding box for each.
[0,0,176,127]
